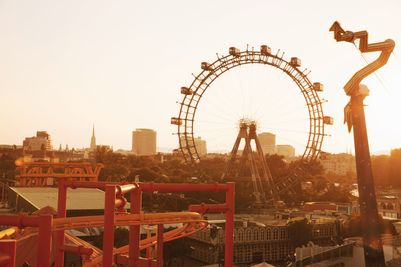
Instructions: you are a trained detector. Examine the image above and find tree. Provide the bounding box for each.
[0,154,17,181]
[372,155,390,186]
[164,237,192,266]
[389,149,401,187]
[343,215,397,237]
[265,154,288,177]
[129,167,162,182]
[317,184,352,202]
[287,218,313,248]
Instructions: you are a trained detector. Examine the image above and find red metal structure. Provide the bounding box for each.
[0,181,235,267]
[15,162,104,186]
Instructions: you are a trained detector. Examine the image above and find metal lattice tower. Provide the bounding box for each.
[222,120,279,207]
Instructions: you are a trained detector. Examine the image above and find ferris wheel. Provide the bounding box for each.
[171,45,332,164]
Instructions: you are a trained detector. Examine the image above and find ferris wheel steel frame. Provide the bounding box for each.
[173,45,329,163]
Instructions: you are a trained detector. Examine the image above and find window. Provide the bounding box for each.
[273,228,279,239]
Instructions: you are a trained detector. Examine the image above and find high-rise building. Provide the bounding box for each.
[90,125,96,151]
[132,128,157,155]
[179,136,207,156]
[320,153,356,176]
[276,144,295,158]
[194,136,207,156]
[23,131,53,151]
[258,132,276,155]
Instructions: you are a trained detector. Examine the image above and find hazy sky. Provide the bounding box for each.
[1,0,400,155]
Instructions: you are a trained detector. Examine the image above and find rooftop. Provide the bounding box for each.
[9,187,111,210]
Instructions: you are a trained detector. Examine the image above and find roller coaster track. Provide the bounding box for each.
[0,181,234,267]
[0,212,207,266]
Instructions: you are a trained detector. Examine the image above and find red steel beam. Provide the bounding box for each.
[0,240,16,267]
[63,181,230,193]
[64,181,137,192]
[224,182,235,267]
[61,244,93,256]
[188,204,227,213]
[138,182,231,192]
[116,255,158,267]
[37,215,53,267]
[0,214,42,227]
[129,188,142,265]
[63,180,113,189]
[55,180,67,267]
[103,185,116,267]
[157,224,164,267]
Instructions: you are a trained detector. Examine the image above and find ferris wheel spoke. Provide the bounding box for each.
[196,120,236,126]
[266,117,310,126]
[263,127,310,134]
[200,94,242,123]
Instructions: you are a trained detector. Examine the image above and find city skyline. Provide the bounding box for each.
[7,127,392,156]
[1,1,401,155]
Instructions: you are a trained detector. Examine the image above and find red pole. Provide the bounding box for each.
[0,214,41,227]
[138,182,230,193]
[157,224,164,267]
[224,182,235,267]
[129,188,142,265]
[0,240,16,267]
[188,203,227,213]
[37,215,53,267]
[55,180,67,267]
[61,244,93,256]
[103,185,116,267]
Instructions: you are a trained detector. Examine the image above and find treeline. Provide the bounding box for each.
[372,148,401,187]
[0,153,18,181]
[0,147,356,208]
[94,148,353,209]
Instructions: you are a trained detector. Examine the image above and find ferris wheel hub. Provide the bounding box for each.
[239,118,257,128]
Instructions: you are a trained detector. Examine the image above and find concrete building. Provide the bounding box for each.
[185,215,339,266]
[372,189,401,219]
[194,137,207,156]
[320,153,356,176]
[295,236,401,266]
[277,145,295,158]
[22,131,53,151]
[377,193,400,219]
[132,128,157,156]
[179,136,207,156]
[258,132,276,155]
[7,187,109,217]
[302,202,359,216]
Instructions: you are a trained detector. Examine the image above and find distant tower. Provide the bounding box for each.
[180,136,207,156]
[132,128,157,155]
[276,145,295,158]
[22,131,53,151]
[258,132,276,155]
[90,125,97,151]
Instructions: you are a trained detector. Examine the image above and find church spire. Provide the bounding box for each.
[90,124,96,151]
